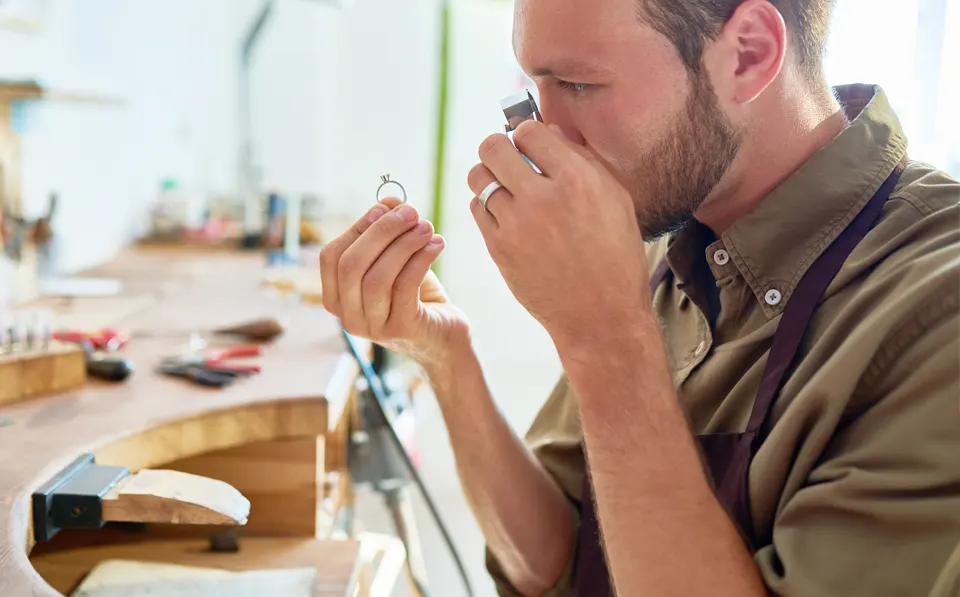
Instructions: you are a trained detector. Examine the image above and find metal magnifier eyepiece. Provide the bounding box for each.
[500,89,544,173]
[501,89,543,133]
[376,174,408,203]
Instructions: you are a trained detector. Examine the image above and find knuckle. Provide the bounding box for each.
[467,163,488,192]
[318,246,336,269]
[393,270,418,296]
[341,317,364,337]
[338,253,361,279]
[361,269,388,296]
[512,119,538,145]
[469,196,483,216]
[478,134,505,161]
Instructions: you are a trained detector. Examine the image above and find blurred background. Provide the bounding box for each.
[0,0,956,595]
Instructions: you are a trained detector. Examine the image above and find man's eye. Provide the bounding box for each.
[557,80,590,94]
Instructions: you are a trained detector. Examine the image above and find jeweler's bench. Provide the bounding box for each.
[0,246,397,596]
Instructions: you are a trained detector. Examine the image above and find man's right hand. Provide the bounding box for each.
[319,196,470,365]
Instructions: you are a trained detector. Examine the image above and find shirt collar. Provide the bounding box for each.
[666,84,908,319]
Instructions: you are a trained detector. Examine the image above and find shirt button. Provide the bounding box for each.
[765,289,783,306]
[713,249,730,266]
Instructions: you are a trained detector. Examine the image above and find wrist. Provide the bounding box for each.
[418,330,479,393]
[551,309,661,367]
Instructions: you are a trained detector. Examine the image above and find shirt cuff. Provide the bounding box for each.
[484,507,580,597]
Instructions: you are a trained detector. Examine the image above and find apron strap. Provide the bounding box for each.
[745,157,909,435]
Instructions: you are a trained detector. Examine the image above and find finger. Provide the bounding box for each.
[362,219,435,330]
[470,196,498,240]
[390,235,445,326]
[339,203,421,332]
[478,133,542,193]
[378,196,406,210]
[320,202,392,315]
[511,120,581,178]
[467,163,513,219]
[319,196,406,315]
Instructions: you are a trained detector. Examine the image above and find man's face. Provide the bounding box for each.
[514,0,743,239]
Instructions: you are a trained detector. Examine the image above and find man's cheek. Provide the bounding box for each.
[581,139,632,187]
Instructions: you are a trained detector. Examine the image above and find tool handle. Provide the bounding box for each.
[185,367,237,388]
[204,362,262,374]
[207,345,263,360]
[53,331,90,345]
[87,357,135,382]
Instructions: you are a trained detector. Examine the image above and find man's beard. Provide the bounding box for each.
[631,73,743,239]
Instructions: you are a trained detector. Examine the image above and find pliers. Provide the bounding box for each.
[53,328,130,351]
[158,345,263,388]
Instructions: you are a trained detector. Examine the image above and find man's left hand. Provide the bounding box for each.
[467,120,650,345]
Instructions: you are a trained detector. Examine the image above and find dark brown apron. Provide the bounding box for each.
[573,159,908,596]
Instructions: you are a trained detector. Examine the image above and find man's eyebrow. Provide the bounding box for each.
[528,62,609,78]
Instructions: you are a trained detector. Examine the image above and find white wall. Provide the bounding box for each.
[0,0,450,274]
[2,0,240,272]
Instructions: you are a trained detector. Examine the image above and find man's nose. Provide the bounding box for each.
[537,93,586,146]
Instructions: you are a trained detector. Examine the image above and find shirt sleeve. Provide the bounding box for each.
[755,307,960,597]
[485,375,587,596]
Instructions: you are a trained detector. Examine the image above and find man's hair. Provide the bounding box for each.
[638,0,835,83]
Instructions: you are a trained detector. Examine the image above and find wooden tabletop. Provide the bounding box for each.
[0,246,360,596]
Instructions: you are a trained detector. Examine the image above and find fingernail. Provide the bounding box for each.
[396,205,418,222]
[416,221,432,235]
[367,206,387,222]
[428,235,444,248]
[549,123,568,140]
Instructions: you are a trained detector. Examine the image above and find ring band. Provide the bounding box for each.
[376,174,407,203]
[478,181,504,211]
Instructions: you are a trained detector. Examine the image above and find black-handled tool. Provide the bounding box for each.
[86,356,135,382]
[181,365,239,388]
[80,341,134,382]
[156,361,241,388]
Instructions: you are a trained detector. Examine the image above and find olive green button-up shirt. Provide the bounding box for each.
[487,84,960,596]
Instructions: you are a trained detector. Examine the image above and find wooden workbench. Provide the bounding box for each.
[0,246,387,596]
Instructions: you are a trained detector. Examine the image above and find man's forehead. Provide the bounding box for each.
[513,0,641,77]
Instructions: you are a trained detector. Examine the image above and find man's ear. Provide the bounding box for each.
[706,0,787,104]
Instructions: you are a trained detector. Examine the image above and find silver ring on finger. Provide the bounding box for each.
[376,174,407,203]
[478,180,504,211]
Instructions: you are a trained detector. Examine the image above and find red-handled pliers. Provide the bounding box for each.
[177,345,264,374]
[53,327,130,351]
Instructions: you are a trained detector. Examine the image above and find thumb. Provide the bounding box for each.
[419,269,449,304]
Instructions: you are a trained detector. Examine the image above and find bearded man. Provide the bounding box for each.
[319,0,960,595]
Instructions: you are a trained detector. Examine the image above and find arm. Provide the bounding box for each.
[318,196,574,596]
[556,315,768,597]
[466,119,767,596]
[423,342,575,596]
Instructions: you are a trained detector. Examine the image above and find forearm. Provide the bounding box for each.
[556,317,766,597]
[423,343,575,596]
